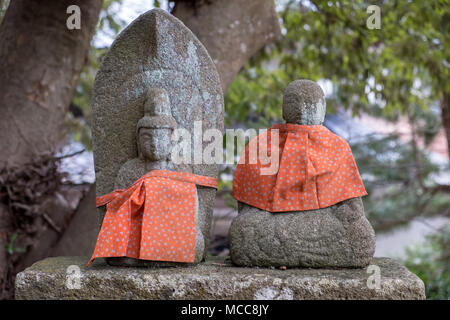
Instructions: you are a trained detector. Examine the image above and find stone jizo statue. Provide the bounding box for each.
[229,79,376,268]
[100,87,208,267]
[89,9,224,268]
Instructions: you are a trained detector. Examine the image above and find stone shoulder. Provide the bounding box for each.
[114,158,144,189]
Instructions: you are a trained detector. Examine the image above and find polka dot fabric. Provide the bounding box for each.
[233,123,367,212]
[88,170,217,266]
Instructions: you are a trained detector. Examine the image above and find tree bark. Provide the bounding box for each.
[172,0,280,92]
[0,204,13,299]
[0,0,102,168]
[0,0,102,299]
[441,91,450,160]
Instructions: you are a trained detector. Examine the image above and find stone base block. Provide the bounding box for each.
[15,256,425,300]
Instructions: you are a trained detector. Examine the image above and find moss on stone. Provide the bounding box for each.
[15,256,425,300]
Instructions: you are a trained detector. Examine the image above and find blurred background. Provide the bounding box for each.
[0,0,448,300]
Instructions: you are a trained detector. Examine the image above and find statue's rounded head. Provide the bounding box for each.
[137,88,177,161]
[138,88,177,130]
[282,79,326,125]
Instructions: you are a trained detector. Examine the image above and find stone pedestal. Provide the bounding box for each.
[15,256,425,300]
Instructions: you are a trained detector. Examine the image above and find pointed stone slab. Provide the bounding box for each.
[91,9,224,255]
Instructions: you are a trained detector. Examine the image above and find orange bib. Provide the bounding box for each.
[88,170,217,266]
[233,123,367,212]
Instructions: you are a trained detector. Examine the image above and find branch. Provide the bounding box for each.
[426,184,450,193]
[42,213,62,234]
[54,149,85,160]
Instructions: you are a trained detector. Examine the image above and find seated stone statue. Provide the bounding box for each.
[90,88,216,267]
[229,79,376,268]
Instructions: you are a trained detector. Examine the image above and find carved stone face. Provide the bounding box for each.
[282,79,326,125]
[138,127,173,161]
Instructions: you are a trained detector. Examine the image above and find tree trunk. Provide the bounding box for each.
[0,0,102,167]
[441,91,450,160]
[172,0,280,92]
[0,0,102,299]
[0,204,13,298]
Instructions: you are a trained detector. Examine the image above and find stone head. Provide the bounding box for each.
[282,79,326,125]
[137,88,177,161]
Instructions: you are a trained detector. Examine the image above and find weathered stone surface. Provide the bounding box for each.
[282,79,326,125]
[15,256,425,300]
[230,198,376,268]
[230,79,376,268]
[91,8,224,265]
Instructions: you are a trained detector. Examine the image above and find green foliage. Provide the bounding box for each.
[225,67,287,128]
[225,0,449,228]
[227,0,449,125]
[98,0,127,41]
[404,227,450,300]
[351,131,450,231]
[7,233,25,255]
[0,0,10,24]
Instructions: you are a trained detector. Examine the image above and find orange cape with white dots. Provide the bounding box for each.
[233,123,367,212]
[88,170,217,266]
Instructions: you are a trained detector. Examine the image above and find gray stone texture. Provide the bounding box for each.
[282,79,326,125]
[15,256,425,300]
[91,9,224,265]
[230,79,376,267]
[230,198,376,267]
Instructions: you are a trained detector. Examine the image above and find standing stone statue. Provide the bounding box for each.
[229,79,376,268]
[91,9,223,267]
